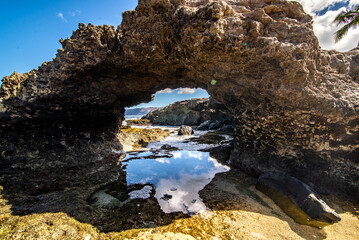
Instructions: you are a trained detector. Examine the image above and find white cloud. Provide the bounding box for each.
[349,0,359,7]
[177,88,196,94]
[57,12,67,22]
[155,158,170,164]
[188,151,205,160]
[288,0,359,52]
[70,10,82,17]
[294,0,343,15]
[313,7,359,51]
[156,88,173,94]
[173,151,182,159]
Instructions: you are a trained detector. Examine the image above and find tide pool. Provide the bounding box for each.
[123,150,229,214]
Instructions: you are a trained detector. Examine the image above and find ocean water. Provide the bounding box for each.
[125,114,143,120]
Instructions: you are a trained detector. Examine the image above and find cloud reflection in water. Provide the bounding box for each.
[123,150,230,214]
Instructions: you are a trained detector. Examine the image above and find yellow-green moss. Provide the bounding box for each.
[126,119,151,126]
[0,185,99,240]
[0,213,99,240]
[117,127,170,151]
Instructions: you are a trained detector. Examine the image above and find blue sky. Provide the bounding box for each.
[0,0,137,78]
[1,0,357,108]
[130,88,210,109]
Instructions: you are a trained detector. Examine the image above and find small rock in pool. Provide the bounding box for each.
[161,144,172,150]
[191,199,197,203]
[170,187,177,191]
[161,144,178,151]
[161,194,173,201]
[129,185,153,200]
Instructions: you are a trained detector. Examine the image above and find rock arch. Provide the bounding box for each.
[1,0,358,198]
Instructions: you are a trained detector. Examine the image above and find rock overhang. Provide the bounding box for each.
[0,0,358,200]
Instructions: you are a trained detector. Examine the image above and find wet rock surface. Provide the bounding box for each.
[161,144,179,151]
[256,171,341,228]
[186,130,232,145]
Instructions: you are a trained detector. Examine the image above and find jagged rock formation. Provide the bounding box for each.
[0,0,358,201]
[142,98,232,126]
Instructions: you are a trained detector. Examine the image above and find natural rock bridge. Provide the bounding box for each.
[1,0,358,200]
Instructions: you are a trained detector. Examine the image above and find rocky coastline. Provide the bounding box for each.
[1,0,358,199]
[0,0,358,238]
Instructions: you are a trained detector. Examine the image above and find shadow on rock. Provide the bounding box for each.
[0,130,357,239]
[0,131,190,234]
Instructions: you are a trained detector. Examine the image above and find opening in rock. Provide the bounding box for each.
[1,0,358,238]
[124,87,210,120]
[87,88,235,232]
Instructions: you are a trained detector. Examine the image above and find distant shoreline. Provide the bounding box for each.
[125,114,143,120]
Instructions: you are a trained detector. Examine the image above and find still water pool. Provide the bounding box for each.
[122,150,229,215]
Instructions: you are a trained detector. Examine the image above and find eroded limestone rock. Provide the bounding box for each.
[0,0,358,200]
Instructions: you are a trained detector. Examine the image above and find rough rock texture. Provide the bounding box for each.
[125,119,152,126]
[143,98,232,126]
[117,126,170,151]
[256,171,341,228]
[0,0,358,201]
[178,125,194,135]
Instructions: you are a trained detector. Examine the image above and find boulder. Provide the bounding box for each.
[256,172,341,228]
[178,126,194,136]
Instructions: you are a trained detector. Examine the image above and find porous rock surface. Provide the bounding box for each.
[143,97,232,126]
[0,0,358,203]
